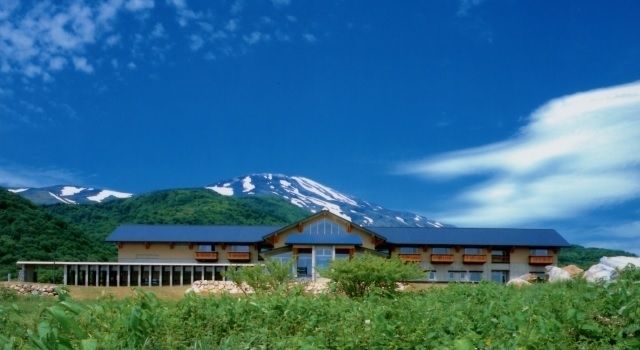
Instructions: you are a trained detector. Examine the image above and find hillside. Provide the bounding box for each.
[0,190,95,277]
[558,244,637,269]
[44,188,310,260]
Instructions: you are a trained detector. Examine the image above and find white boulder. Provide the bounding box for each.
[546,266,572,283]
[583,256,640,283]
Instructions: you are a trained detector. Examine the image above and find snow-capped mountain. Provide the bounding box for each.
[206,173,445,227]
[7,185,132,205]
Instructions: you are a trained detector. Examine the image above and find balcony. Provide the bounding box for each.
[227,252,251,262]
[195,251,218,262]
[491,255,510,264]
[529,256,554,265]
[463,254,487,264]
[431,254,454,264]
[399,254,422,263]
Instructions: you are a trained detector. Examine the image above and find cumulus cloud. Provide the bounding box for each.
[400,81,640,226]
[0,1,314,81]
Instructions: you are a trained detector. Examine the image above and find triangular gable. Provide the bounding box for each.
[262,210,386,246]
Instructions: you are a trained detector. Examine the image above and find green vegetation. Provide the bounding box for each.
[224,259,296,294]
[1,268,639,349]
[559,245,638,269]
[0,191,95,279]
[321,254,424,297]
[1,188,308,278]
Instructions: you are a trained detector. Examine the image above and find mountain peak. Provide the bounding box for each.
[205,173,445,227]
[7,185,132,205]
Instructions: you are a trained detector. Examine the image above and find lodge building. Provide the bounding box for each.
[17,211,570,286]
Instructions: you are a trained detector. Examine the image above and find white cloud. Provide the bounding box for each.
[457,0,484,17]
[189,34,204,51]
[0,162,81,188]
[303,33,316,43]
[243,31,264,45]
[225,19,238,32]
[72,56,94,73]
[125,0,154,12]
[271,0,291,7]
[150,23,166,38]
[401,81,640,226]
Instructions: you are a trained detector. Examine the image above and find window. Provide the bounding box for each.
[296,248,312,278]
[427,271,437,281]
[468,271,483,282]
[230,245,250,252]
[197,244,213,252]
[530,249,549,256]
[315,246,333,271]
[491,250,510,263]
[399,247,420,254]
[376,248,390,257]
[335,248,351,260]
[448,271,465,282]
[271,251,292,264]
[491,270,509,283]
[464,247,483,255]
[432,247,451,254]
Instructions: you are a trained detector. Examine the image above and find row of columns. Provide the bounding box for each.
[59,264,231,287]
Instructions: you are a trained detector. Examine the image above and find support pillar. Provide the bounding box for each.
[117,266,120,287]
[74,265,78,286]
[190,266,194,284]
[180,266,183,286]
[159,266,163,287]
[148,266,152,287]
[170,267,173,286]
[127,265,131,287]
[106,266,110,287]
[137,266,141,286]
[85,265,89,287]
[63,265,68,285]
[95,265,99,286]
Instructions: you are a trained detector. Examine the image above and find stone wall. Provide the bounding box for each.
[6,283,59,297]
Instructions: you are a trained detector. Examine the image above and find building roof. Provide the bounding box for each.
[106,224,280,243]
[368,227,570,247]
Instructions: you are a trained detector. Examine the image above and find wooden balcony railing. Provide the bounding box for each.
[227,252,251,262]
[463,254,487,264]
[491,255,510,264]
[431,254,454,264]
[399,254,422,263]
[195,251,218,262]
[529,256,554,265]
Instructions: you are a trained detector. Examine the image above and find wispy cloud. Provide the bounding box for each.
[0,161,81,188]
[400,81,640,226]
[457,0,485,17]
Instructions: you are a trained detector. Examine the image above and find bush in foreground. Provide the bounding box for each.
[321,253,424,297]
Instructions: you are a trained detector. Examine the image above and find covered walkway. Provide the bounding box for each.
[16,261,254,287]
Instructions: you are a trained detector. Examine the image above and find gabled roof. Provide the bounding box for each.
[284,230,364,245]
[368,227,570,247]
[105,224,280,243]
[262,210,385,241]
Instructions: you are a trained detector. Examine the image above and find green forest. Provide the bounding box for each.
[0,189,308,277]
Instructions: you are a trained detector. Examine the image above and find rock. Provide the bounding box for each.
[507,278,531,287]
[584,256,640,283]
[518,273,541,283]
[546,266,572,283]
[561,265,584,278]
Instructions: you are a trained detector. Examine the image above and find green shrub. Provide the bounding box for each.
[224,259,295,294]
[321,253,423,297]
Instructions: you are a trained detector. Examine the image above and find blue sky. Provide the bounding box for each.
[1,0,640,253]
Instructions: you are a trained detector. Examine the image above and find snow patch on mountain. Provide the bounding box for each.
[61,186,86,196]
[87,190,133,203]
[49,192,76,204]
[8,188,29,193]
[205,173,445,227]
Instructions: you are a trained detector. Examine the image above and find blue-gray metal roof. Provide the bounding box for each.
[106,224,280,243]
[368,227,570,247]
